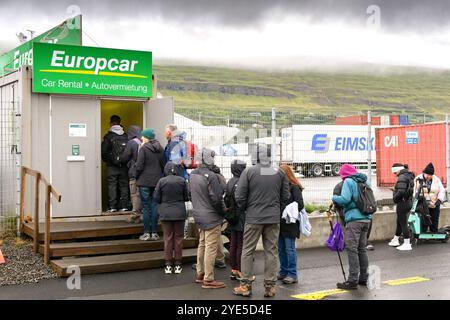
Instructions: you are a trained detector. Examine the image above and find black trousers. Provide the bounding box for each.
[395,200,412,239]
[107,166,129,210]
[427,204,441,233]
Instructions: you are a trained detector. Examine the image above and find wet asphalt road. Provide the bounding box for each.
[0,240,449,300]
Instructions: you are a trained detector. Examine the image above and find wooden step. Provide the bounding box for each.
[23,221,161,241]
[51,248,198,277]
[39,238,198,257]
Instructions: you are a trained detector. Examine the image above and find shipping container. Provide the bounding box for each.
[375,122,447,187]
[381,115,390,126]
[336,115,380,125]
[390,115,401,126]
[399,115,409,126]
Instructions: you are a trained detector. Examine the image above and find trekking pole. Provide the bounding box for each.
[327,204,347,282]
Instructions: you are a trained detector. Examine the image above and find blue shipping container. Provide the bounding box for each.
[400,115,409,125]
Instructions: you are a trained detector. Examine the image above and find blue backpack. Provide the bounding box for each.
[326,221,345,252]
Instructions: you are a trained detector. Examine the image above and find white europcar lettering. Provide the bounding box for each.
[50,50,139,74]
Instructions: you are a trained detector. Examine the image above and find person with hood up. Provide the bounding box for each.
[389,163,416,251]
[101,115,130,212]
[135,128,164,241]
[154,162,189,274]
[332,164,372,290]
[190,148,227,289]
[164,124,188,179]
[119,125,143,223]
[233,143,290,298]
[414,162,445,233]
[224,160,247,281]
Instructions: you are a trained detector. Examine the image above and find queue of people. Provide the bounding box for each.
[102,117,447,297]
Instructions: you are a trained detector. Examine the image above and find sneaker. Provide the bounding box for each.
[282,277,298,284]
[139,233,151,241]
[164,265,173,274]
[107,208,117,213]
[232,283,252,297]
[277,274,287,281]
[396,239,412,251]
[388,236,400,247]
[202,280,226,289]
[230,270,240,280]
[191,263,197,270]
[264,283,276,297]
[119,208,129,212]
[337,281,358,290]
[215,261,227,269]
[174,265,182,274]
[195,273,205,283]
[150,233,160,241]
[366,244,375,251]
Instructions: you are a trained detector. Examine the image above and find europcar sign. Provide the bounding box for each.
[32,42,152,98]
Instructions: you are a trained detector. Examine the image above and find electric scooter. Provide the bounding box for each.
[408,179,450,244]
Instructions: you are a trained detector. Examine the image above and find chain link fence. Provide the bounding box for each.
[174,107,449,204]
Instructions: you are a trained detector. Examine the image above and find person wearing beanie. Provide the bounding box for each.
[135,128,164,241]
[331,164,372,290]
[189,148,227,289]
[414,162,445,233]
[389,163,415,251]
[101,115,130,213]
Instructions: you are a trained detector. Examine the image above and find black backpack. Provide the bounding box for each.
[352,178,377,215]
[110,134,128,166]
[224,181,240,225]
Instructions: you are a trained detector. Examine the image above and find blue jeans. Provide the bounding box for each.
[139,187,159,233]
[278,235,298,279]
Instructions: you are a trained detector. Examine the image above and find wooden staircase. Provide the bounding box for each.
[23,220,198,277]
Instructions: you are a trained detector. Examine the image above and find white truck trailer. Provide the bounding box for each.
[281,125,376,177]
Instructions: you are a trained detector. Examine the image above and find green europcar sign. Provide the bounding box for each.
[32,43,152,98]
[0,15,81,77]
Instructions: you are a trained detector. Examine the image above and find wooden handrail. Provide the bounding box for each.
[20,166,62,264]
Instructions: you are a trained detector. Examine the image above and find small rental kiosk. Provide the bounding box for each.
[0,15,173,219]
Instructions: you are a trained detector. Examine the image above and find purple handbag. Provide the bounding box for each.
[326,221,345,252]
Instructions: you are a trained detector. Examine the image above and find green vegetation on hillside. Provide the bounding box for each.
[154,65,450,127]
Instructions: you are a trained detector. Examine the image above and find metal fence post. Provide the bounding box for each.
[446,114,450,201]
[367,111,372,186]
[271,108,276,165]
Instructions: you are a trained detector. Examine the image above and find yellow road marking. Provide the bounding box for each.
[383,276,430,286]
[292,289,348,300]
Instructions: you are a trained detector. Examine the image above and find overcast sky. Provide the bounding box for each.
[1,0,450,70]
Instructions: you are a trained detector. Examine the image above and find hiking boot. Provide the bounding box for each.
[337,281,358,290]
[282,277,298,284]
[264,282,276,298]
[126,213,140,223]
[195,273,205,283]
[230,270,240,280]
[164,265,173,274]
[202,280,226,289]
[215,261,227,269]
[174,265,182,274]
[388,236,400,247]
[233,283,252,297]
[277,274,287,281]
[150,233,160,241]
[139,233,151,241]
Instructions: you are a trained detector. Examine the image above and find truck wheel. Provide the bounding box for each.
[331,164,341,176]
[311,163,324,177]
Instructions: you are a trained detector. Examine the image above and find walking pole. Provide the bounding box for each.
[327,205,347,282]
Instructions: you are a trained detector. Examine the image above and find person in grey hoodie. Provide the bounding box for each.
[119,125,142,222]
[154,162,189,274]
[101,115,129,212]
[135,128,164,241]
[189,148,227,289]
[233,143,290,298]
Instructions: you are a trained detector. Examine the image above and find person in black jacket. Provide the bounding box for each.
[135,128,164,241]
[119,125,142,222]
[101,115,129,212]
[278,164,304,285]
[389,163,415,251]
[154,162,189,274]
[224,160,247,281]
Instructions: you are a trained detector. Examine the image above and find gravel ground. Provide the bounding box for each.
[0,237,58,286]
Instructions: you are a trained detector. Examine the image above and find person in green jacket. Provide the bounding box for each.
[332,164,373,290]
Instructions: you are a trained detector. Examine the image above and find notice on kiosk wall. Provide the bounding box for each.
[69,123,87,137]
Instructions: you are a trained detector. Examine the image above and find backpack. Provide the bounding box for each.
[224,182,239,225]
[181,140,198,169]
[404,174,415,200]
[352,178,377,215]
[110,134,128,166]
[326,221,345,252]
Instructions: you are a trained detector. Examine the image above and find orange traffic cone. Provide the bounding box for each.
[0,249,5,264]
